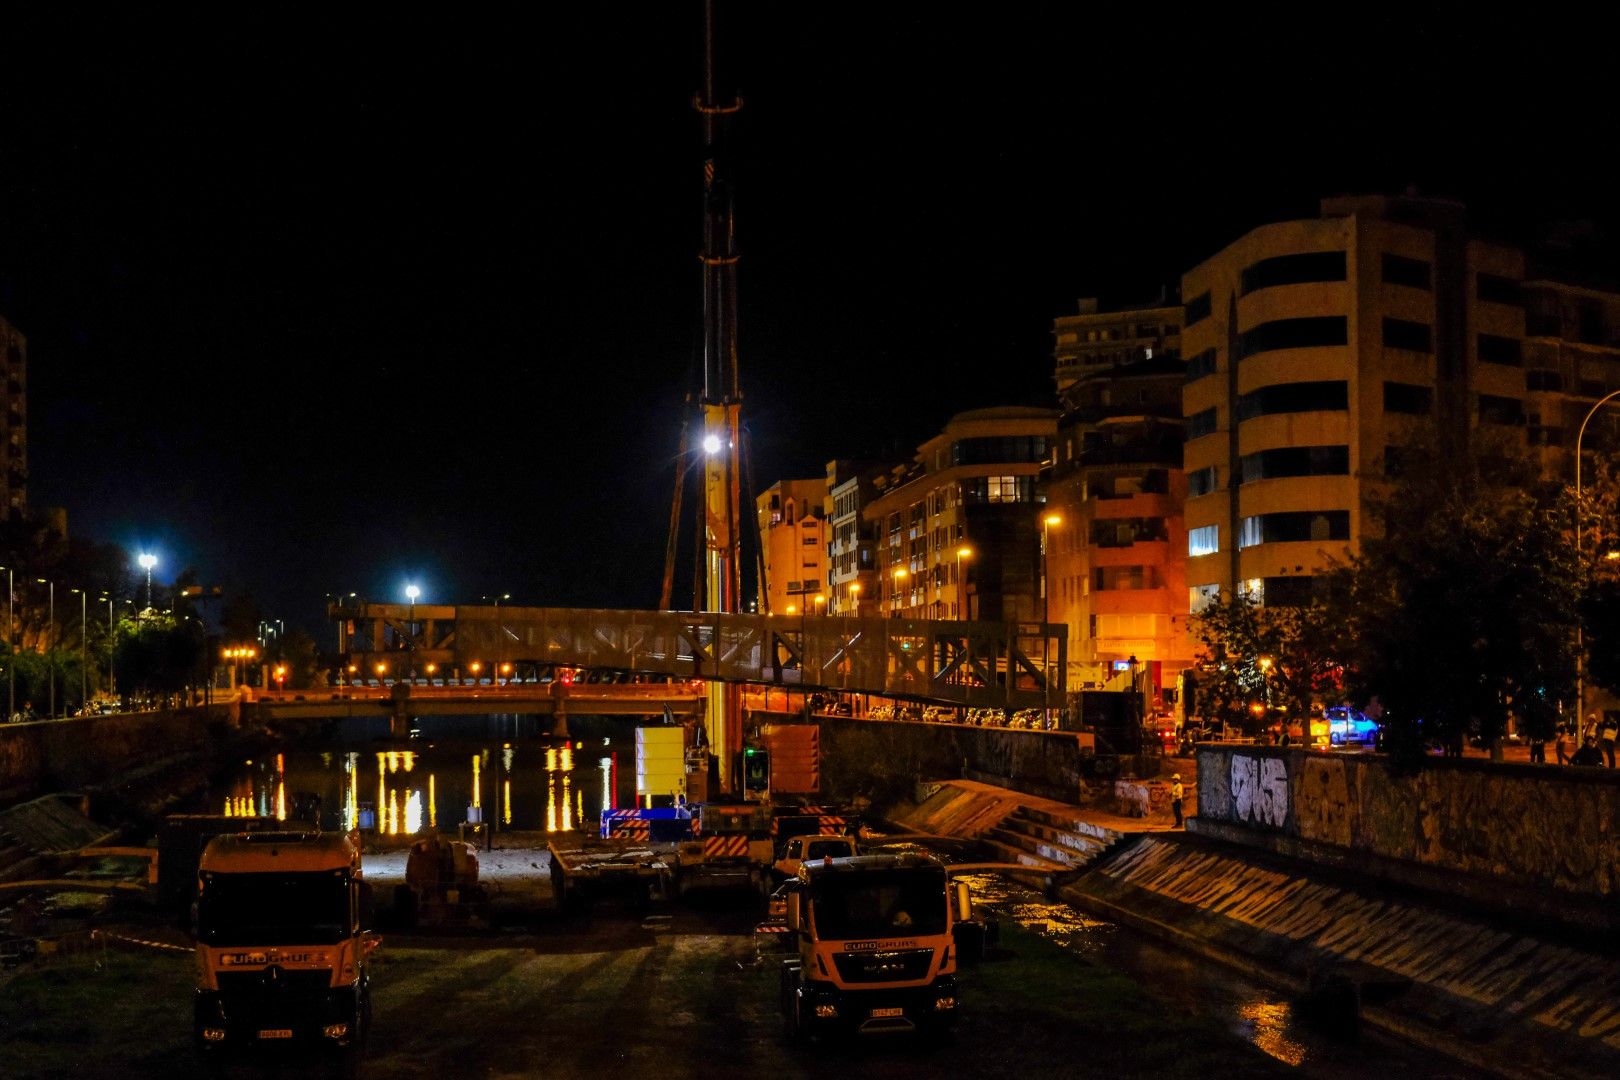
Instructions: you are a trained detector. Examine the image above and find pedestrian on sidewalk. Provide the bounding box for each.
[1600,714,1619,768]
[1555,723,1572,765]
[1571,735,1604,767]
[1528,733,1546,764]
[1170,772,1185,828]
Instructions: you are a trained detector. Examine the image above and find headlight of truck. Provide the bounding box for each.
[323,1023,350,1039]
[814,1004,838,1019]
[934,995,957,1011]
[201,1028,227,1042]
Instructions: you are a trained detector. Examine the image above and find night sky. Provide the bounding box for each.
[2,5,1616,632]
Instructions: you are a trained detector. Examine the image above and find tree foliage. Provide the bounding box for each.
[1190,592,1341,734]
[114,612,208,702]
[1331,437,1577,762]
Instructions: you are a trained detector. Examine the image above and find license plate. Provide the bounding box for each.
[258,1029,294,1039]
[870,1007,904,1018]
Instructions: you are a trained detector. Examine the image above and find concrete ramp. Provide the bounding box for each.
[1065,835,1620,1079]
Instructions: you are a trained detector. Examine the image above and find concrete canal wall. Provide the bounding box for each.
[1190,744,1620,931]
[807,715,1091,804]
[0,703,240,807]
[1065,834,1620,1078]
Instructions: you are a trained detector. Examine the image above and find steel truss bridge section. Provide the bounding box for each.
[332,604,1066,710]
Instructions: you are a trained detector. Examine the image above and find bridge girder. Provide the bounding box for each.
[332,604,1066,711]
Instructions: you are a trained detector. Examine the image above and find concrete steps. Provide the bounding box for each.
[982,807,1126,871]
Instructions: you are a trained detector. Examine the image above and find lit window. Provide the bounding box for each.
[1188,525,1219,557]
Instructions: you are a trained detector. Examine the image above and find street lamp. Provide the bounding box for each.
[1,564,12,720]
[36,579,55,717]
[1041,513,1064,724]
[405,585,421,676]
[138,553,157,611]
[891,567,908,615]
[70,589,87,711]
[848,582,861,617]
[955,546,974,620]
[1574,389,1620,731]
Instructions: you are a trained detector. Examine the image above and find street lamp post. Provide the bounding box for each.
[138,553,157,611]
[405,585,421,678]
[891,567,908,616]
[1,564,12,721]
[955,546,974,621]
[483,592,511,675]
[37,579,54,718]
[848,582,861,617]
[70,589,87,712]
[1041,513,1063,726]
[1574,388,1620,733]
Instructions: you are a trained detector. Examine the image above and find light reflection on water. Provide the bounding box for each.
[219,738,627,838]
[860,839,1356,1074]
[954,865,1313,1069]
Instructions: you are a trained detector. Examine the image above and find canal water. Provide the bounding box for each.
[208,716,642,838]
[952,870,1471,1078]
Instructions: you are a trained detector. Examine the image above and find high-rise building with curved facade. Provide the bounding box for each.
[1181,194,1531,608]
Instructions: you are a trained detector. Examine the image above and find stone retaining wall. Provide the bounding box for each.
[0,703,239,807]
[1191,744,1620,930]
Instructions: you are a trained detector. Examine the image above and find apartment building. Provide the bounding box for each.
[1045,299,1193,695]
[755,478,829,617]
[863,407,1058,623]
[823,459,886,617]
[1179,194,1547,607]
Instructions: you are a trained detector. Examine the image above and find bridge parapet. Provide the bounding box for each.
[331,604,1065,710]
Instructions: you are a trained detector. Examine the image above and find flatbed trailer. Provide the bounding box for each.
[547,835,675,910]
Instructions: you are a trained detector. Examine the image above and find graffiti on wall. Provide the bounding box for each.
[1231,754,1289,827]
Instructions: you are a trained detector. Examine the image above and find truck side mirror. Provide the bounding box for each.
[953,881,973,924]
[785,891,802,932]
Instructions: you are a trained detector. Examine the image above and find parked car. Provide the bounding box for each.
[1326,706,1378,745]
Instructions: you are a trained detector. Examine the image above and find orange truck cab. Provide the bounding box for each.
[192,831,378,1064]
[780,852,974,1038]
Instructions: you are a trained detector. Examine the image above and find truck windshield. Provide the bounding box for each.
[811,870,947,939]
[197,869,351,946]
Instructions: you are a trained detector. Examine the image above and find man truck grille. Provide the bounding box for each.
[831,949,934,984]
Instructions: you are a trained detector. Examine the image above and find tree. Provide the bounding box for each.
[1190,592,1342,735]
[1331,437,1577,764]
[114,612,208,704]
[269,627,322,690]
[1574,455,1620,703]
